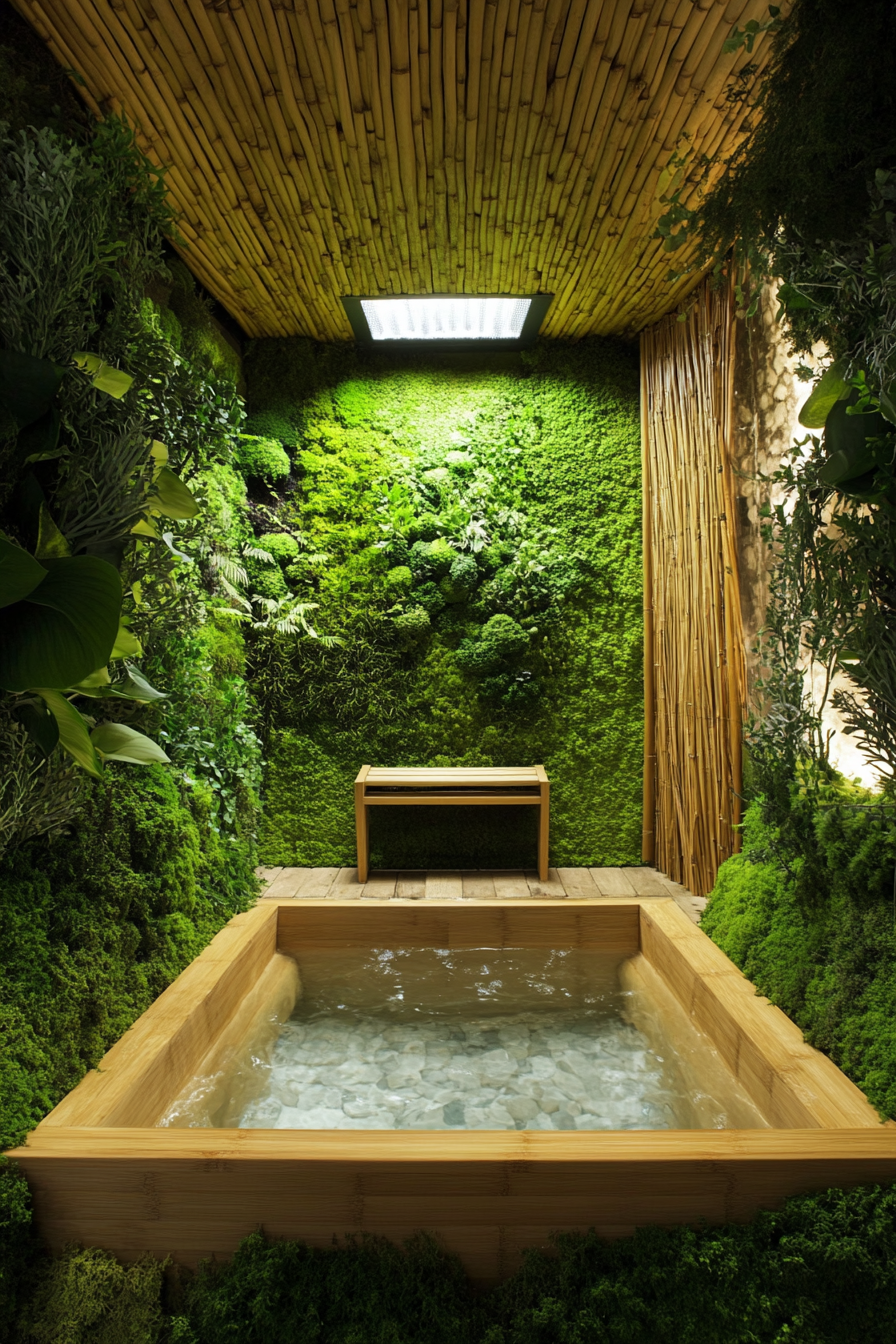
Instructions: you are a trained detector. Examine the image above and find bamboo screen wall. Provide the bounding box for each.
[641,275,745,896]
[13,0,778,340]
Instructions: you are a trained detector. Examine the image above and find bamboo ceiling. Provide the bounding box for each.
[14,0,777,340]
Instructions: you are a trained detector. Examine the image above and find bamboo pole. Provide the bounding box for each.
[11,0,779,338]
[640,274,746,894]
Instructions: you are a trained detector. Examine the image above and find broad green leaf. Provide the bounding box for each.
[35,689,104,778]
[131,515,161,538]
[108,667,166,702]
[798,360,850,429]
[72,351,134,399]
[149,466,199,520]
[91,721,170,764]
[0,537,47,609]
[149,439,168,468]
[819,446,878,487]
[76,666,166,703]
[13,699,60,756]
[110,622,143,659]
[819,400,892,486]
[0,555,122,692]
[0,350,67,428]
[775,282,819,312]
[70,666,112,692]
[35,504,71,560]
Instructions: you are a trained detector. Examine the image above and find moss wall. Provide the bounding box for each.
[244,338,643,869]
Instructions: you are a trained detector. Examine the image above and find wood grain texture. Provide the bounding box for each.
[638,901,882,1129]
[274,900,641,954]
[641,275,746,895]
[12,1127,896,1281]
[556,868,598,899]
[590,868,637,897]
[425,871,464,900]
[10,0,778,341]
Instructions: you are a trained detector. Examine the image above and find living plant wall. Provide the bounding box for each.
[0,1,264,1162]
[241,338,644,870]
[660,0,896,1121]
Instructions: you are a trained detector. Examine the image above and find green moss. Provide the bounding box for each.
[703,798,896,1120]
[247,339,643,868]
[0,767,252,1151]
[234,435,290,483]
[22,1246,165,1344]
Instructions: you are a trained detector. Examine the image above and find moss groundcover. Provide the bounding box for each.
[245,338,644,870]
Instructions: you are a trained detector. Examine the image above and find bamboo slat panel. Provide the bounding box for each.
[641,273,745,896]
[12,0,779,340]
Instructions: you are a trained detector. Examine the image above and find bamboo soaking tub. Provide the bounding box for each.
[8,898,895,1283]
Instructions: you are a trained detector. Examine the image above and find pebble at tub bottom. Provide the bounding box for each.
[239,1011,682,1131]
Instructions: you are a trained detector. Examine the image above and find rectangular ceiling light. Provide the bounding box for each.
[342,294,552,347]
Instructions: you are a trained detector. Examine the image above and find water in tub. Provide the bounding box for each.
[159,947,769,1131]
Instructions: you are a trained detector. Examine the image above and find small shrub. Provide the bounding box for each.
[456,614,530,674]
[235,434,290,482]
[440,553,479,603]
[248,564,288,600]
[261,532,300,565]
[384,564,413,594]
[393,605,431,647]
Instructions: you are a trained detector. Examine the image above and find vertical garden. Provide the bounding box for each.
[241,339,643,869]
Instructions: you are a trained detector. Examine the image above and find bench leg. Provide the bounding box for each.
[538,783,550,881]
[354,785,369,884]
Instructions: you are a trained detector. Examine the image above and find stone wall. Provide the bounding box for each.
[730,286,878,786]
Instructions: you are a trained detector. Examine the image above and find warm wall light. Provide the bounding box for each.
[342,294,552,347]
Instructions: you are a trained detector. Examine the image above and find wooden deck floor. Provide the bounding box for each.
[258,865,706,924]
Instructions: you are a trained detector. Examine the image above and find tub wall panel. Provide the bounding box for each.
[11,1128,896,1282]
[275,900,641,954]
[639,903,881,1129]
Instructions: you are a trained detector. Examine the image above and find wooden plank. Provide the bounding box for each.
[556,868,598,898]
[395,872,426,900]
[359,871,398,899]
[638,902,883,1129]
[491,870,531,899]
[13,1127,896,1281]
[274,901,640,954]
[590,867,637,897]
[425,871,463,900]
[365,774,540,784]
[526,868,566,900]
[535,766,550,881]
[354,766,370,883]
[295,867,341,898]
[262,867,312,900]
[327,867,361,898]
[462,873,496,900]
[625,866,669,897]
[364,794,541,806]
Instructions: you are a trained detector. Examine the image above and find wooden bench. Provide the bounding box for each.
[353,765,550,884]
